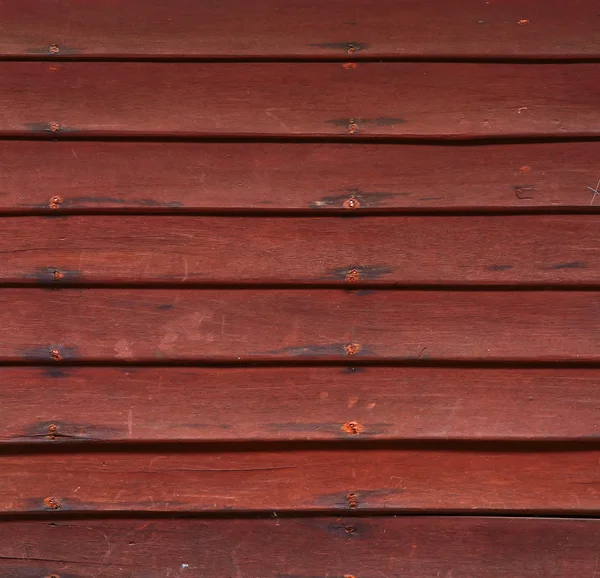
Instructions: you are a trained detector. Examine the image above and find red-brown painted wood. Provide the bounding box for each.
[3,449,600,513]
[2,517,600,577]
[2,367,597,443]
[1,0,599,60]
[3,215,598,286]
[2,63,600,138]
[2,289,598,362]
[3,141,598,212]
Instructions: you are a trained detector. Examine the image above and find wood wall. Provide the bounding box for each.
[0,1,599,575]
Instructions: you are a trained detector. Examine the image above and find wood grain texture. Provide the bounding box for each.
[3,215,598,286]
[3,449,600,513]
[2,62,600,138]
[1,367,598,443]
[3,141,599,212]
[2,289,598,362]
[2,517,600,577]
[1,0,599,59]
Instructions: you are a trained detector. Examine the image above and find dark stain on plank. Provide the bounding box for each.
[324,265,393,282]
[25,45,83,56]
[268,422,389,437]
[308,41,369,53]
[61,196,184,208]
[26,267,82,284]
[341,366,366,374]
[310,189,401,209]
[43,367,69,378]
[20,346,80,362]
[315,488,397,510]
[19,420,124,442]
[23,122,80,134]
[488,264,514,271]
[157,304,175,310]
[325,117,405,128]
[327,521,369,539]
[549,261,586,269]
[256,343,371,358]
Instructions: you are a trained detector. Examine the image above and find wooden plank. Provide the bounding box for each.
[1,0,599,59]
[3,141,598,212]
[1,290,598,362]
[3,448,600,513]
[2,63,600,138]
[3,215,598,286]
[1,367,598,443]
[1,517,600,577]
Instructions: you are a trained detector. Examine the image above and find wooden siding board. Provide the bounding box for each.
[2,517,600,577]
[2,141,598,212]
[1,0,599,59]
[1,289,598,362]
[2,63,600,138]
[1,215,598,286]
[3,449,600,513]
[1,367,598,443]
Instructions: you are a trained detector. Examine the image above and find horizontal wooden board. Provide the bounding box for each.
[3,215,599,286]
[1,0,599,59]
[2,63,600,138]
[1,517,600,577]
[3,449,600,513]
[1,367,598,443]
[1,290,598,362]
[3,141,599,212]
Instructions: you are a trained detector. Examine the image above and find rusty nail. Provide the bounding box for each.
[49,44,60,54]
[52,270,64,281]
[519,165,531,173]
[341,421,363,435]
[44,496,61,509]
[348,119,359,135]
[346,492,357,509]
[49,196,62,209]
[49,122,61,132]
[518,19,529,25]
[50,349,62,361]
[343,62,357,69]
[48,424,58,440]
[346,269,360,283]
[347,43,356,55]
[343,197,360,209]
[345,343,361,356]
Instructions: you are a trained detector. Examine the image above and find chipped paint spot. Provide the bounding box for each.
[115,339,134,359]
